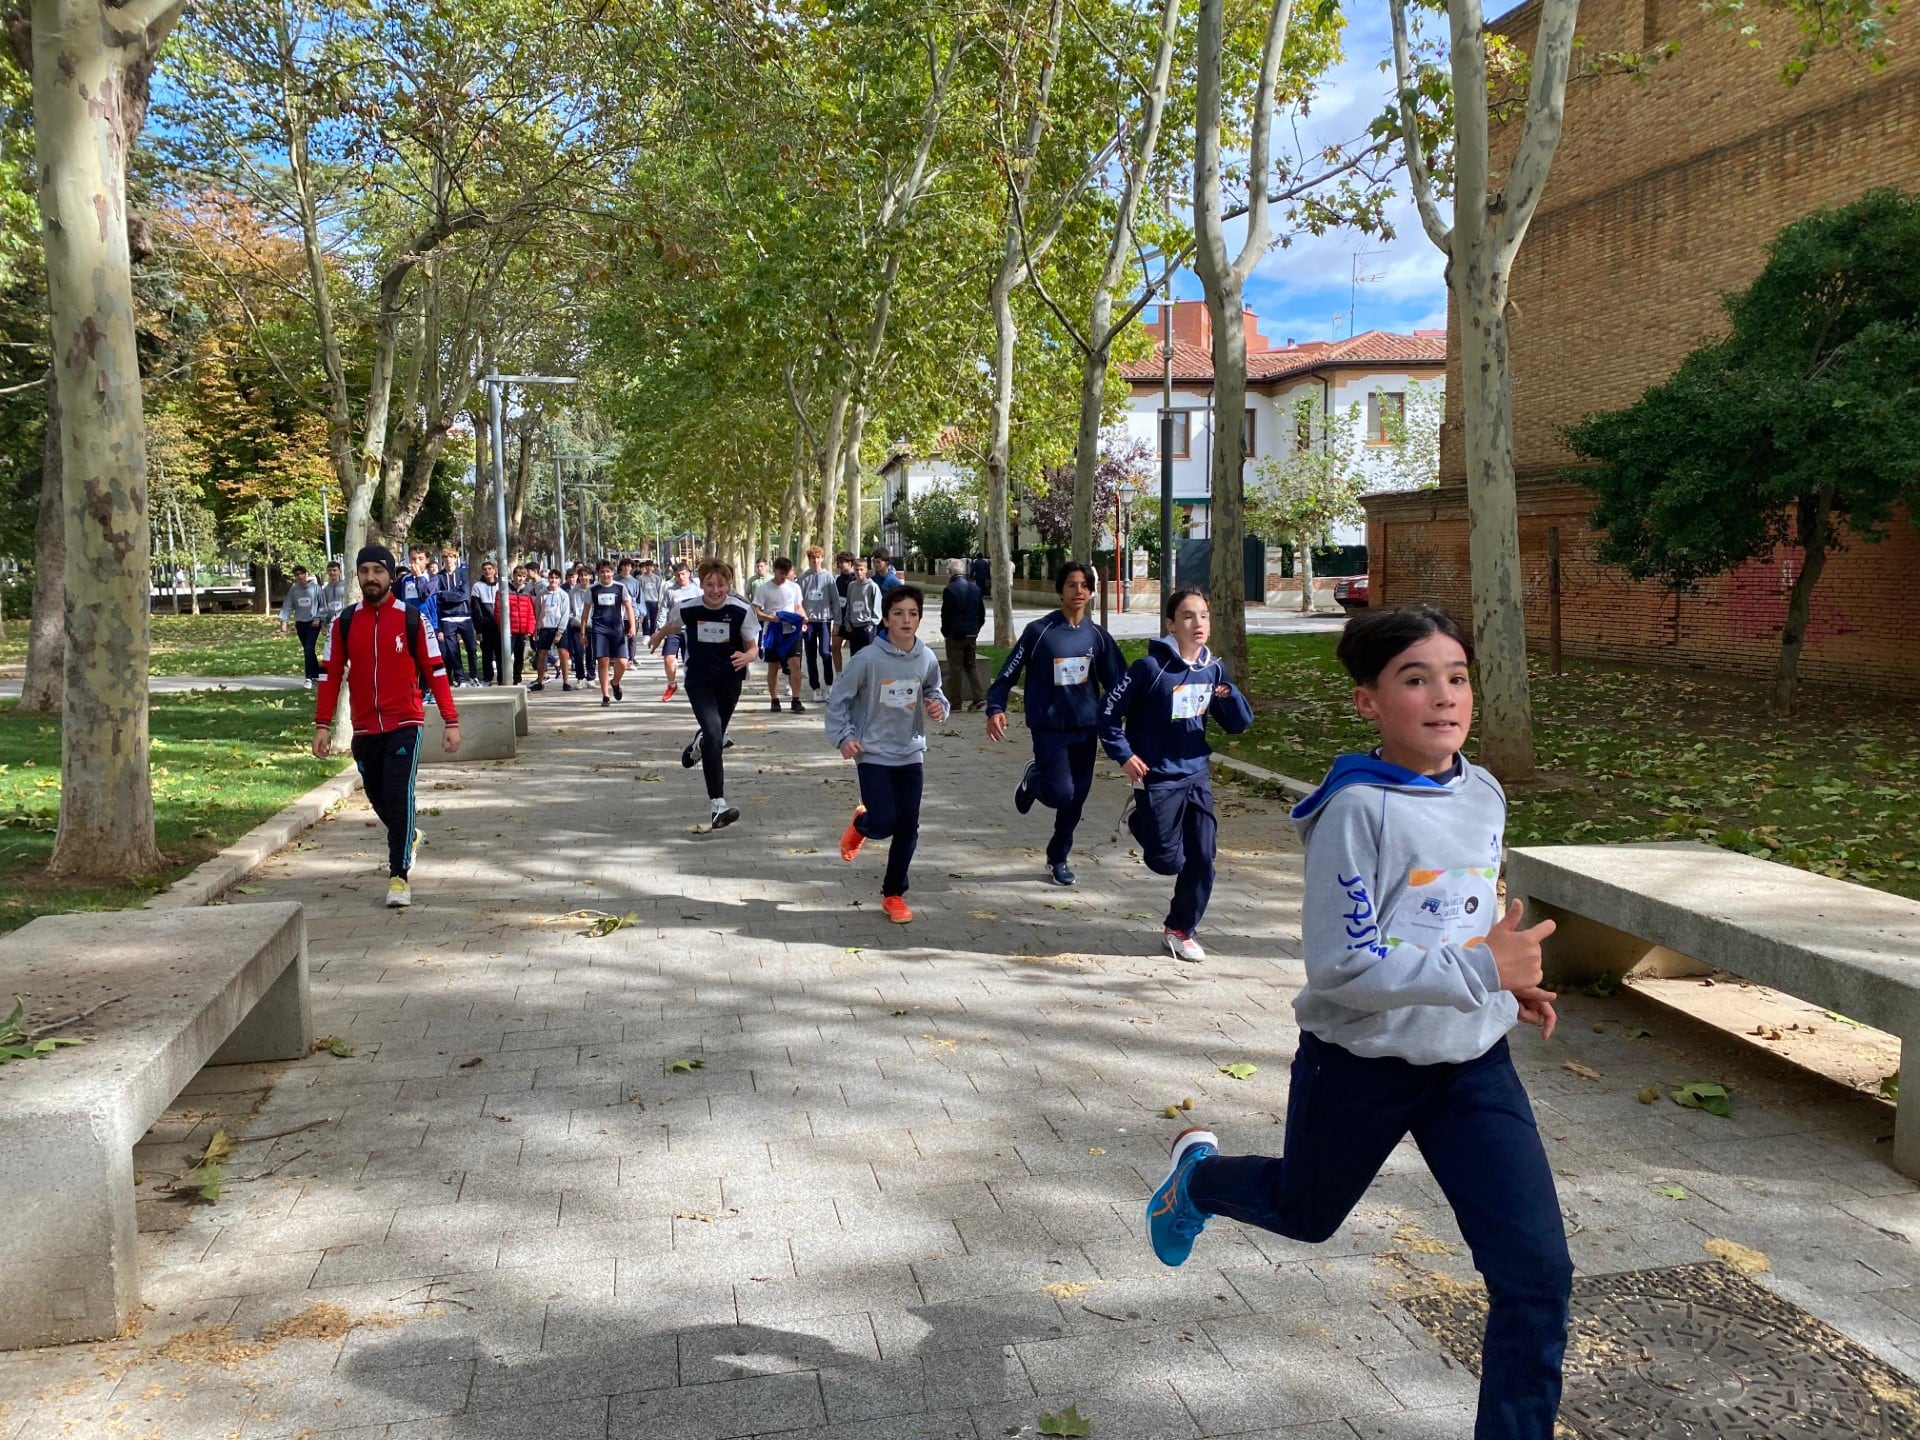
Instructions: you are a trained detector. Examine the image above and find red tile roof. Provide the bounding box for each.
[1120,328,1445,386]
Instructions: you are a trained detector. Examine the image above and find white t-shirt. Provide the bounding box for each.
[753,579,803,619]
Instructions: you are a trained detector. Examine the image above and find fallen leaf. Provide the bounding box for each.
[1626,1028,1652,1040]
[970,909,997,921]
[1039,1404,1093,1437]
[1826,1010,1864,1027]
[1882,1073,1901,1102]
[458,1057,484,1069]
[675,1210,714,1223]
[1670,1081,1733,1117]
[234,885,264,895]
[1087,1147,1105,1155]
[1219,1062,1257,1081]
[1655,1183,1688,1200]
[1562,1061,1601,1081]
[1704,1237,1771,1273]
[1042,1282,1089,1300]
[668,1058,705,1073]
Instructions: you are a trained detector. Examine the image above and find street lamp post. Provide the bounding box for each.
[1115,479,1136,614]
[484,370,577,688]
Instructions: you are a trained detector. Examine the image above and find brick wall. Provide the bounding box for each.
[1364,484,1920,697]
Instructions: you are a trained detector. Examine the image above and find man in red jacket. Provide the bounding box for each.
[313,545,461,909]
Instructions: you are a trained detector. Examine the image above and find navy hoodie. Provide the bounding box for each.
[1099,637,1253,781]
[986,611,1125,733]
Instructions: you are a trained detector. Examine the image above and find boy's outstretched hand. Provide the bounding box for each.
[1513,985,1559,1041]
[1484,898,1556,993]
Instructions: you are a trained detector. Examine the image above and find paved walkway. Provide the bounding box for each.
[3,642,1918,1440]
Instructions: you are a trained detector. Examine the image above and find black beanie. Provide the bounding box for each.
[356,544,397,576]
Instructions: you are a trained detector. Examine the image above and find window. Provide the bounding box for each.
[1242,408,1256,459]
[1162,409,1191,459]
[1366,390,1406,445]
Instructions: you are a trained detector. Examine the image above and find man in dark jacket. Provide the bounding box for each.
[939,558,987,710]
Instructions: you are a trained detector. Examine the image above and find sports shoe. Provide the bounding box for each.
[882,896,913,923]
[681,733,702,768]
[1048,862,1076,887]
[1147,1128,1218,1267]
[1164,928,1206,962]
[413,828,425,853]
[386,877,412,909]
[789,698,806,714]
[840,805,868,862]
[528,681,544,691]
[661,684,677,702]
[811,687,824,703]
[770,697,783,712]
[710,805,740,830]
[612,683,623,701]
[563,684,575,692]
[303,677,315,689]
[602,695,611,707]
[1014,762,1037,815]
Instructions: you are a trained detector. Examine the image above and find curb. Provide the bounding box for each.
[145,764,362,910]
[1209,752,1314,804]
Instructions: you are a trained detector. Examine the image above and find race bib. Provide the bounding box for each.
[596,593,616,606]
[880,678,919,710]
[696,620,730,644]
[1392,867,1499,953]
[1053,655,1091,686]
[1170,683,1211,721]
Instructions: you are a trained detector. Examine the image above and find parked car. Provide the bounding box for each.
[1333,574,1370,610]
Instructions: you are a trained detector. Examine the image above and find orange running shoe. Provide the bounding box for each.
[839,805,868,862]
[882,896,913,923]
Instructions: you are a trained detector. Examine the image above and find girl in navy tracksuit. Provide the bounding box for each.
[1098,587,1253,960]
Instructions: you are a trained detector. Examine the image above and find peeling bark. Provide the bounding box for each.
[19,372,64,713]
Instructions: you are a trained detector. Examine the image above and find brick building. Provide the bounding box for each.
[1363,0,1920,694]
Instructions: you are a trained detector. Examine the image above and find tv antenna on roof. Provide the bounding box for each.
[1350,249,1390,337]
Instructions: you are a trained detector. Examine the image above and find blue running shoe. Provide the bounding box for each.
[1014,762,1038,815]
[1048,862,1076,887]
[1147,1128,1218,1267]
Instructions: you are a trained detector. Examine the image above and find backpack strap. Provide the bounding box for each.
[401,603,433,695]
[336,601,359,655]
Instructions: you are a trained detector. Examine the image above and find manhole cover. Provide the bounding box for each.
[1402,1261,1920,1438]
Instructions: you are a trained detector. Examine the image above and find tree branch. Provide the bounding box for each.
[1494,0,1578,266]
[1390,0,1453,252]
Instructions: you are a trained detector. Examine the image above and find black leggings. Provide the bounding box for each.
[351,728,422,878]
[689,674,743,799]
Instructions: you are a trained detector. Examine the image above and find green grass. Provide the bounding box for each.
[0,612,306,678]
[1197,633,1920,900]
[0,691,349,933]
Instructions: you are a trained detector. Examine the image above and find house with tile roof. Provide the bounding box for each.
[1119,300,1445,544]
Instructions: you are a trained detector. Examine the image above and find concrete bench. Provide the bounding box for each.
[0,903,309,1348]
[1507,842,1920,1173]
[424,691,517,763]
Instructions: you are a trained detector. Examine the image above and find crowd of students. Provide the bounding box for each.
[314,542,1569,1438]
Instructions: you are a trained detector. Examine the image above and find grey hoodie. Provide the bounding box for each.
[824,635,947,766]
[1291,753,1517,1066]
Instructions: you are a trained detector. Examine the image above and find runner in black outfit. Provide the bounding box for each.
[650,558,759,829]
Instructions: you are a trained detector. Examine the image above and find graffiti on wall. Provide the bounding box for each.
[1725,548,1852,644]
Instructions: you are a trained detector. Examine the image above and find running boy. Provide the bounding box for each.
[753,556,807,713]
[650,559,758,829]
[313,545,460,908]
[1099,587,1253,961]
[658,560,699,701]
[798,546,840,700]
[1145,605,1569,1440]
[826,584,948,924]
[533,569,574,691]
[586,559,637,705]
[985,561,1125,886]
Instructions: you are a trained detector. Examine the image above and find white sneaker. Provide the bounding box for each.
[1163,928,1205,962]
[387,877,412,909]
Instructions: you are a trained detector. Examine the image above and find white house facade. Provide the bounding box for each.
[1119,301,1445,546]
[877,427,973,557]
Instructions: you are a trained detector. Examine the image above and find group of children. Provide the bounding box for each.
[317,545,1571,1436]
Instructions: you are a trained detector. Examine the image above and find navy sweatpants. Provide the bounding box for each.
[1029,729,1098,866]
[351,727,423,878]
[855,761,924,897]
[1129,775,1217,935]
[1188,1033,1571,1440]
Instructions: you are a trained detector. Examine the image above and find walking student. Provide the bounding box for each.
[1145,605,1569,1440]
[399,547,440,631]
[533,569,574,691]
[508,568,538,684]
[938,557,986,710]
[565,565,592,684]
[317,559,347,663]
[985,561,1124,886]
[841,557,882,656]
[635,557,666,637]
[753,555,807,713]
[826,585,948,924]
[312,545,460,909]
[798,546,840,701]
[472,560,501,684]
[586,560,637,705]
[830,552,856,675]
[437,546,478,686]
[1099,587,1253,961]
[658,560,699,702]
[650,559,758,829]
[278,563,324,687]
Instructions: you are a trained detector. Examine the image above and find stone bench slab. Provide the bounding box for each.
[425,691,517,763]
[0,903,308,1348]
[1508,842,1920,1171]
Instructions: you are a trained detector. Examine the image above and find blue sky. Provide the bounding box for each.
[1167,5,1449,345]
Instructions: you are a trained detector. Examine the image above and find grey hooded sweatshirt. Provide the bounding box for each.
[1290,752,1517,1066]
[824,634,947,766]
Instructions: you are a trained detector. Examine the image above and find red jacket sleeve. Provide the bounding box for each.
[419,619,459,725]
[314,617,346,726]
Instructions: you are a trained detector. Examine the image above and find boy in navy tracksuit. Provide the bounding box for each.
[1099,587,1253,960]
[1145,606,1569,1440]
[986,561,1125,886]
